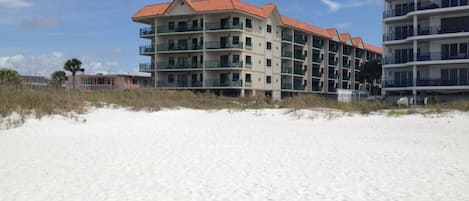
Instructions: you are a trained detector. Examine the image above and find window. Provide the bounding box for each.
[233,36,240,45]
[246,55,252,65]
[168,40,175,50]
[246,19,252,28]
[266,59,272,67]
[266,42,272,50]
[266,76,272,84]
[168,22,175,30]
[168,74,174,83]
[233,73,240,81]
[233,17,240,26]
[132,79,138,85]
[245,74,252,83]
[233,55,240,63]
[267,24,272,33]
[246,37,252,47]
[168,57,175,65]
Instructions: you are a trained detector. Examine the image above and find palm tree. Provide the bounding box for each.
[50,70,67,88]
[63,58,84,89]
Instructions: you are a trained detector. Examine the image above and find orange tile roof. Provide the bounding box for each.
[364,43,382,54]
[339,33,351,43]
[281,16,331,38]
[132,0,382,53]
[132,2,171,19]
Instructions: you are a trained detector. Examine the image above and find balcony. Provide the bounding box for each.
[343,74,351,81]
[206,42,243,50]
[343,61,351,68]
[294,53,306,61]
[329,58,338,66]
[328,87,337,93]
[343,48,352,56]
[156,25,203,34]
[313,41,324,49]
[383,32,414,41]
[383,7,415,18]
[312,85,322,92]
[383,80,413,88]
[139,63,155,72]
[384,56,414,64]
[282,51,293,58]
[139,45,155,55]
[206,79,243,88]
[157,81,203,88]
[293,67,305,76]
[140,27,155,37]
[205,21,243,31]
[384,0,469,19]
[156,62,202,70]
[417,52,469,61]
[281,65,293,74]
[206,61,244,69]
[417,79,469,87]
[328,73,338,79]
[418,25,469,36]
[294,84,305,91]
[281,82,292,90]
[157,43,203,52]
[312,69,322,77]
[294,37,306,45]
[329,45,339,53]
[282,34,293,42]
[312,56,322,63]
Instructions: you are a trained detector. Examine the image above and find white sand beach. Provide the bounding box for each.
[1,108,469,201]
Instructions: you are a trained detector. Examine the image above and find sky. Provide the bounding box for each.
[0,0,384,77]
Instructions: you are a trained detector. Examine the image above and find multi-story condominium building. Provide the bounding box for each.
[132,0,382,100]
[383,0,469,101]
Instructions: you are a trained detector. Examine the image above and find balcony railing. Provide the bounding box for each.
[343,61,351,68]
[329,58,338,66]
[156,25,203,34]
[419,25,469,36]
[294,84,305,91]
[140,27,155,37]
[343,48,352,56]
[294,37,306,45]
[312,69,322,77]
[282,51,293,58]
[417,52,469,61]
[206,61,244,69]
[139,45,155,54]
[313,56,322,63]
[281,65,293,74]
[383,80,414,88]
[416,79,469,86]
[384,0,469,19]
[329,45,339,53]
[313,41,324,49]
[157,43,203,52]
[139,63,155,72]
[281,82,292,90]
[328,87,337,93]
[343,74,351,80]
[293,68,305,75]
[206,42,244,50]
[282,34,293,42]
[294,53,306,61]
[383,32,414,41]
[328,73,338,79]
[205,21,244,31]
[312,85,322,92]
[384,56,414,64]
[205,79,243,87]
[156,62,202,70]
[157,81,203,88]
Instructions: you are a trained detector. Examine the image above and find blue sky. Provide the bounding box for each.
[0,0,383,77]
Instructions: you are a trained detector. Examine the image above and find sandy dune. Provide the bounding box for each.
[1,109,469,201]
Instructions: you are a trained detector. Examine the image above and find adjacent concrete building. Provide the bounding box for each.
[132,0,382,100]
[65,74,152,90]
[383,0,469,102]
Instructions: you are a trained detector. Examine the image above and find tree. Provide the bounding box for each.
[359,60,382,95]
[50,70,67,88]
[0,68,22,86]
[63,58,84,89]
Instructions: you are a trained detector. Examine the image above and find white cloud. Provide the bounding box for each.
[320,0,381,12]
[0,0,32,8]
[0,52,119,78]
[320,0,341,12]
[19,17,60,30]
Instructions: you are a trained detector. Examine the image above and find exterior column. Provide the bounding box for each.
[412,15,418,103]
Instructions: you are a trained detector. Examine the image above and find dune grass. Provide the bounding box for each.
[2,86,469,128]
